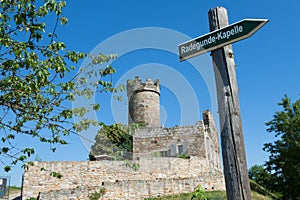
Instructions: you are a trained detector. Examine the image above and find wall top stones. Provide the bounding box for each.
[133,121,205,139]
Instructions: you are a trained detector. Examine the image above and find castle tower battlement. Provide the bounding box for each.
[127,76,160,96]
[127,76,160,127]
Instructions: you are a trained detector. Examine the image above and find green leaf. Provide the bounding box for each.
[92,104,101,111]
[1,147,9,154]
[50,171,63,179]
[4,166,11,172]
[59,17,68,25]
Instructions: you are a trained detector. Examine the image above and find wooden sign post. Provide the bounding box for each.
[208,7,252,200]
[178,6,268,200]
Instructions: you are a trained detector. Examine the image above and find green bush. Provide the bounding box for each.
[89,187,106,200]
[191,185,207,200]
[177,153,190,159]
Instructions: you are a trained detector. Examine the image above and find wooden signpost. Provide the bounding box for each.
[178,6,268,200]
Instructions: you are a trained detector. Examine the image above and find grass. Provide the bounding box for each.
[145,192,191,200]
[0,186,21,197]
[145,190,273,200]
[145,180,279,200]
[252,191,274,200]
[9,186,21,194]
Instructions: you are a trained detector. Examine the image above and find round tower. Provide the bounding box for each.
[127,76,160,127]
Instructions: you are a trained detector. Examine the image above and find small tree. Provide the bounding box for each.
[90,123,143,160]
[0,0,122,172]
[264,95,300,199]
[90,123,131,160]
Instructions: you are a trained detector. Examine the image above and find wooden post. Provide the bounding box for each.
[208,7,252,200]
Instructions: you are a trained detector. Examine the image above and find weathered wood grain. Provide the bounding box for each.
[208,6,252,200]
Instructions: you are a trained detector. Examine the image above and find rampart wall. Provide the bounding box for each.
[22,157,225,199]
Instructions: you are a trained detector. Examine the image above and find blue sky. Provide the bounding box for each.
[3,1,300,186]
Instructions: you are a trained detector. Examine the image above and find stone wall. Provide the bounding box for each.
[22,109,225,199]
[22,157,225,199]
[133,122,208,158]
[133,111,222,173]
[38,177,224,200]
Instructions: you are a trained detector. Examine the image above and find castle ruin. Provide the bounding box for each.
[21,77,225,200]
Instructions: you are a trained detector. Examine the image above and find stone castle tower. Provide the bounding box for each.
[127,77,222,171]
[22,76,225,200]
[127,76,160,127]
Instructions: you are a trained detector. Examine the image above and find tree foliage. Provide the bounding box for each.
[89,123,133,160]
[248,165,271,186]
[90,123,142,160]
[0,0,122,171]
[248,164,280,195]
[264,95,300,199]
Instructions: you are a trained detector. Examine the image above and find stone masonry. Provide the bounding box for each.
[127,76,160,127]
[22,157,225,199]
[21,77,225,199]
[133,111,222,175]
